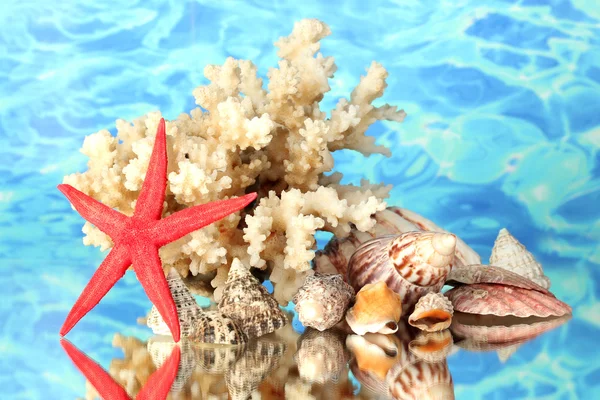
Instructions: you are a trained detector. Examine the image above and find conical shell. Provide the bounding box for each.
[409,293,454,332]
[218,258,287,339]
[387,358,455,400]
[446,283,572,318]
[189,310,247,345]
[314,207,481,277]
[147,337,196,392]
[192,343,245,374]
[489,228,551,289]
[446,264,550,294]
[295,328,348,384]
[293,274,354,331]
[408,330,453,363]
[345,281,402,335]
[347,231,456,312]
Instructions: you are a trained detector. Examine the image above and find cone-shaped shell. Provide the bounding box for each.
[295,329,348,383]
[409,293,454,332]
[192,342,246,374]
[446,264,550,294]
[408,330,453,363]
[147,337,196,392]
[489,228,551,289]
[293,274,354,331]
[387,358,454,400]
[345,281,402,335]
[347,232,456,312]
[218,259,287,338]
[190,310,247,345]
[446,283,572,318]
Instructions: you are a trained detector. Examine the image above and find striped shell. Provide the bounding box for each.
[408,330,454,363]
[408,293,454,332]
[293,274,354,331]
[347,231,456,312]
[314,207,480,277]
[489,228,551,289]
[387,357,454,400]
[446,283,572,318]
[218,259,287,339]
[446,264,550,294]
[295,328,348,383]
[345,281,402,335]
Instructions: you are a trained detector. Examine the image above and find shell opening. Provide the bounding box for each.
[414,309,452,326]
[380,321,399,334]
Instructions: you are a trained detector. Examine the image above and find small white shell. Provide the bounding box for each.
[293,274,354,331]
[408,292,454,332]
[489,228,551,289]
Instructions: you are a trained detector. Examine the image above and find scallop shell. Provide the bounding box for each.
[489,228,551,289]
[347,231,456,312]
[314,207,480,277]
[218,258,287,339]
[408,330,453,363]
[387,357,454,400]
[295,328,348,384]
[293,274,354,331]
[147,337,196,392]
[446,283,572,318]
[446,264,550,294]
[345,281,402,335]
[408,293,454,332]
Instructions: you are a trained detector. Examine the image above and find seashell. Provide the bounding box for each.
[295,328,348,384]
[345,281,402,335]
[489,228,551,289]
[387,357,454,400]
[218,258,287,339]
[147,268,246,345]
[446,283,572,318]
[408,293,454,332]
[408,330,453,363]
[293,274,354,331]
[347,231,456,312]
[315,207,480,277]
[225,338,286,400]
[192,342,245,374]
[446,264,550,294]
[147,336,196,392]
[346,333,405,396]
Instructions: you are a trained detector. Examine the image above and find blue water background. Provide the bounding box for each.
[1,0,599,398]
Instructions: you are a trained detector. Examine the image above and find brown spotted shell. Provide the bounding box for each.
[408,293,454,332]
[345,281,402,335]
[218,259,287,339]
[446,283,572,318]
[347,231,456,312]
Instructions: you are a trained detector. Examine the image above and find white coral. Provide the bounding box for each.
[62,19,405,304]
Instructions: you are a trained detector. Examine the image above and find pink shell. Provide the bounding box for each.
[446,264,551,294]
[445,283,572,318]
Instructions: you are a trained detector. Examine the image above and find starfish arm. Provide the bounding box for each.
[150,192,257,247]
[134,118,168,221]
[58,184,128,238]
[60,244,131,336]
[61,339,130,400]
[136,345,181,400]
[132,245,181,342]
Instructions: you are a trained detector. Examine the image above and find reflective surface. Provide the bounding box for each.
[1,0,599,399]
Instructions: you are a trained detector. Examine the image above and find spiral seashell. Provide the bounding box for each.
[147,337,196,392]
[347,231,456,312]
[293,274,354,331]
[387,357,454,400]
[446,283,572,318]
[218,258,287,339]
[446,264,550,294]
[489,228,551,289]
[408,330,453,363]
[295,328,348,383]
[345,281,402,335]
[408,293,454,332]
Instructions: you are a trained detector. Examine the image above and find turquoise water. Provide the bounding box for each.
[1,0,599,398]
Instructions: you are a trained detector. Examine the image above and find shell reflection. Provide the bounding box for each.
[295,328,349,384]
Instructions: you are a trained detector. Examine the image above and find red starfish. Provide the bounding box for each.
[61,338,180,400]
[59,118,257,341]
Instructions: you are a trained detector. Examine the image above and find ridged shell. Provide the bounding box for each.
[408,293,454,332]
[345,281,402,335]
[347,231,456,312]
[293,274,354,331]
[295,328,348,383]
[147,337,195,392]
[489,228,551,289]
[387,358,454,400]
[314,207,480,277]
[446,283,572,318]
[190,310,247,345]
[408,330,453,363]
[346,333,405,396]
[218,259,287,339]
[225,338,286,400]
[446,264,550,294]
[192,343,245,374]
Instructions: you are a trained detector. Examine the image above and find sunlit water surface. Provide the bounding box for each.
[1,0,599,399]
